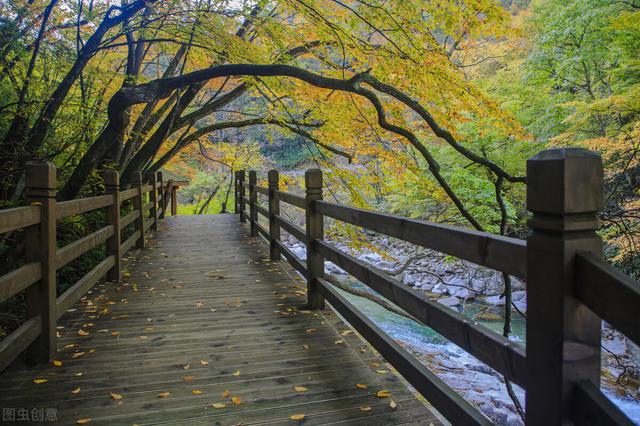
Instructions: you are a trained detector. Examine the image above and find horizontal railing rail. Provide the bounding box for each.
[234,148,639,425]
[0,165,176,372]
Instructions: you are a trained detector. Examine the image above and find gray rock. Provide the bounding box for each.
[437,296,460,307]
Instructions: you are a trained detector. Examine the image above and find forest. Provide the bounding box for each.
[0,0,639,424]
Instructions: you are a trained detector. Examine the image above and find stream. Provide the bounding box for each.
[338,279,640,425]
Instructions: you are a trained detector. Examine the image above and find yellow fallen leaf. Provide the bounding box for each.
[111,331,120,336]
[302,344,309,350]
[231,396,241,405]
[305,328,316,333]
[72,387,81,394]
[212,403,226,409]
[232,370,240,376]
[360,406,372,412]
[376,390,391,398]
[340,330,353,336]
[356,383,367,389]
[222,390,230,398]
[33,379,48,384]
[192,389,203,395]
[389,400,398,410]
[77,329,89,336]
[200,360,209,366]
[294,386,308,392]
[183,375,195,382]
[376,370,388,374]
[110,393,123,400]
[72,352,85,359]
[157,392,171,398]
[289,414,305,421]
[53,360,63,367]
[76,419,92,425]
[334,339,344,345]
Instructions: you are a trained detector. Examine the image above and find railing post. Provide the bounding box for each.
[150,173,158,231]
[268,170,281,261]
[163,180,173,217]
[132,171,145,249]
[234,171,241,215]
[305,169,325,309]
[238,170,246,223]
[525,148,603,425]
[157,171,165,219]
[171,185,178,216]
[104,170,121,282]
[249,170,257,236]
[24,162,57,363]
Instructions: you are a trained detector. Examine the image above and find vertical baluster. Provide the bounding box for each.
[238,170,246,223]
[132,171,145,249]
[104,170,121,282]
[268,170,281,261]
[305,169,324,309]
[150,173,158,231]
[249,171,257,236]
[157,171,165,220]
[525,148,603,424]
[24,162,57,363]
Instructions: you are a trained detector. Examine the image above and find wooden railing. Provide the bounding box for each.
[0,163,176,372]
[234,148,640,426]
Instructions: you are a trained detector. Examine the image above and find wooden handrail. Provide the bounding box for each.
[0,163,166,372]
[236,150,638,425]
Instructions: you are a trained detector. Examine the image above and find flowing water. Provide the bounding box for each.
[338,279,640,424]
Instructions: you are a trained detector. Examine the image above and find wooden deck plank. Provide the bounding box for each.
[0,215,440,425]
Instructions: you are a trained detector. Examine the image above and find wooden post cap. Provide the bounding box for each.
[305,169,322,191]
[268,170,279,187]
[249,170,257,183]
[25,162,56,192]
[527,148,603,231]
[103,169,119,188]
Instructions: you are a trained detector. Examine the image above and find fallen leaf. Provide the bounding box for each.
[76,419,92,425]
[303,344,309,350]
[53,360,63,367]
[183,375,195,382]
[157,392,171,398]
[356,383,367,389]
[294,386,308,392]
[111,331,120,337]
[376,370,388,374]
[200,360,209,366]
[231,396,241,405]
[211,403,226,409]
[192,389,203,395]
[340,330,353,336]
[360,406,372,412]
[33,379,48,384]
[77,329,89,336]
[222,390,230,398]
[72,387,81,394]
[389,400,398,410]
[72,352,85,359]
[289,414,305,421]
[305,328,316,333]
[376,390,391,398]
[232,370,240,376]
[110,393,123,400]
[334,339,344,345]
[183,364,191,370]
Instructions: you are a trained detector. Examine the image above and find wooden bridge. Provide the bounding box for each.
[0,148,639,425]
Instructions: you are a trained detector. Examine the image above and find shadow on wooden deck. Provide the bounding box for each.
[0,214,440,425]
